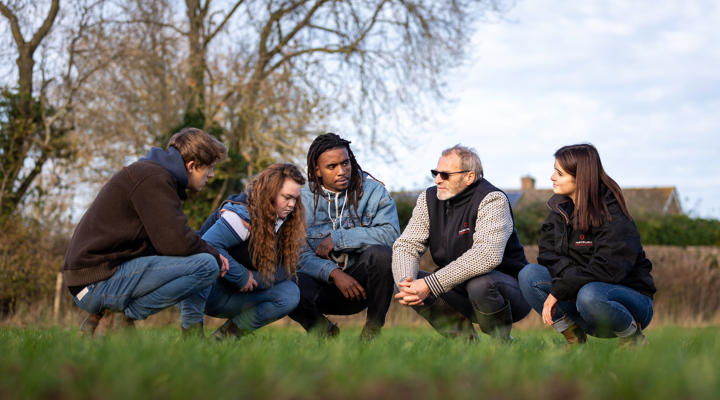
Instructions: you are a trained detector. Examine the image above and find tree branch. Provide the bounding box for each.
[266,0,329,60]
[0,2,27,47]
[204,0,245,46]
[103,17,188,36]
[14,151,49,206]
[265,0,387,77]
[28,0,60,54]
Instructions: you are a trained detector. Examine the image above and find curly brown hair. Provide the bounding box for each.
[247,163,306,284]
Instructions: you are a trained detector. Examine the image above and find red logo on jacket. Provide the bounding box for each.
[574,233,593,247]
[458,222,470,235]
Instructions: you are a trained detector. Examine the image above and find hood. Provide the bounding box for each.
[140,146,189,195]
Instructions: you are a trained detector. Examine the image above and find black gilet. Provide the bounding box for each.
[426,179,527,278]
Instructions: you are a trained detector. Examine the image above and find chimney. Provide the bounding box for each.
[521,175,535,191]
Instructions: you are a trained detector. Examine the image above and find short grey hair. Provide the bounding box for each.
[441,144,483,180]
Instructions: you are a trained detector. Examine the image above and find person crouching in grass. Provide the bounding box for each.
[179,163,306,339]
[64,128,229,337]
[518,143,656,347]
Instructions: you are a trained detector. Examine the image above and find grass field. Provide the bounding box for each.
[1,325,718,399]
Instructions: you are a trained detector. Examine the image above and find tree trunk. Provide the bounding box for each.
[185,1,207,120]
[0,0,60,218]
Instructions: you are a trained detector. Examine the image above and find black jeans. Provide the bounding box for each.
[414,269,531,324]
[289,245,394,330]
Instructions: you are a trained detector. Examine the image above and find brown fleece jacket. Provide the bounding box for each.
[63,159,220,292]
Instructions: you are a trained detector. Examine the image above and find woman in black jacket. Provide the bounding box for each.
[518,144,655,346]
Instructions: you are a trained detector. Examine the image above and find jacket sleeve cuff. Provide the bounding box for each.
[299,259,339,283]
[319,262,339,283]
[330,229,345,250]
[423,273,444,297]
[550,284,570,301]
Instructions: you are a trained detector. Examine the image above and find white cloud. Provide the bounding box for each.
[364,0,720,218]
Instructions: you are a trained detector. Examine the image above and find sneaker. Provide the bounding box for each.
[116,314,136,330]
[561,324,588,347]
[93,310,116,338]
[618,328,648,348]
[182,323,204,339]
[79,309,112,337]
[308,317,340,338]
[212,320,251,341]
[359,321,382,342]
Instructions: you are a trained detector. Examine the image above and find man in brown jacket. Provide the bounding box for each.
[63,127,229,336]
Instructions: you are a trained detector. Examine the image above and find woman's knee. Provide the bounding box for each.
[518,263,549,288]
[576,282,608,315]
[274,282,301,314]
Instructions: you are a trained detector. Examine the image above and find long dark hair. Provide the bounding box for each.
[306,133,365,225]
[247,163,306,284]
[554,144,631,231]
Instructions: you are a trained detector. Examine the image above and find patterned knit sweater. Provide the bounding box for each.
[391,190,513,296]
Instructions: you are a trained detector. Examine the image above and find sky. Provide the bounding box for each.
[356,0,720,219]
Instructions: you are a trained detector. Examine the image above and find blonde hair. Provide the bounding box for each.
[167,127,227,166]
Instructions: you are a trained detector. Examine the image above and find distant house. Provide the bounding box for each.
[506,176,683,216]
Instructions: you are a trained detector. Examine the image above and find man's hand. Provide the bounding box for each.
[542,293,558,325]
[240,273,257,293]
[329,269,366,301]
[394,277,431,306]
[315,235,334,259]
[218,255,229,278]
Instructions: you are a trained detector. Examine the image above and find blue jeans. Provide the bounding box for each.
[73,253,219,320]
[179,279,300,331]
[518,263,654,337]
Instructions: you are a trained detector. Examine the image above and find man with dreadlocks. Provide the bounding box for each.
[288,133,400,340]
[179,163,307,339]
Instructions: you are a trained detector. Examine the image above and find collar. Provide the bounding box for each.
[442,179,481,207]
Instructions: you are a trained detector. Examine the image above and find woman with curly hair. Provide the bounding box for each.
[518,144,656,346]
[180,163,306,338]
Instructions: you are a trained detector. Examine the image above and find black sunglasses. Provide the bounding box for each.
[430,169,470,180]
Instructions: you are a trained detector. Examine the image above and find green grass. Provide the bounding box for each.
[1,326,718,399]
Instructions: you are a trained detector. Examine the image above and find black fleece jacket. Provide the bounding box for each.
[537,188,656,301]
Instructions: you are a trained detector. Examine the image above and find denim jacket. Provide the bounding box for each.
[298,173,400,281]
[201,194,287,290]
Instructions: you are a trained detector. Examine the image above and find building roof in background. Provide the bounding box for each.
[393,176,683,216]
[507,176,683,216]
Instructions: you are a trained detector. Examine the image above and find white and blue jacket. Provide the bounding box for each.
[199,193,288,290]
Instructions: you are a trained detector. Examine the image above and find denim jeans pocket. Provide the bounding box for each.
[73,284,104,314]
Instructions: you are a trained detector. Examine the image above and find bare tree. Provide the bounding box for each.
[50,0,497,223]
[0,0,60,218]
[183,0,489,192]
[0,0,123,219]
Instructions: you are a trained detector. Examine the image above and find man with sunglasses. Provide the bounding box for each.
[392,144,530,342]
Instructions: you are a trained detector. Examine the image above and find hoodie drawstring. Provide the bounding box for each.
[326,189,348,231]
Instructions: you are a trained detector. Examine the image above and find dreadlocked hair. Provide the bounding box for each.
[306,132,365,226]
[247,163,306,285]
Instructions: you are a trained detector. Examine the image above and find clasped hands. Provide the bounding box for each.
[394,276,431,306]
